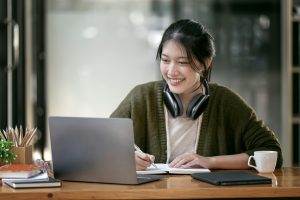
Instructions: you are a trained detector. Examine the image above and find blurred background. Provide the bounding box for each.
[0,0,299,167]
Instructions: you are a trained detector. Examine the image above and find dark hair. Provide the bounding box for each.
[156,19,215,81]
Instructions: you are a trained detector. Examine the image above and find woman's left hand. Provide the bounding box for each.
[169,152,250,169]
[169,152,212,169]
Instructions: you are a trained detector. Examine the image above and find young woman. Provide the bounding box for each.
[110,19,283,171]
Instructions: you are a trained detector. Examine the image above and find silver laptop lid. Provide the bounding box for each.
[49,116,140,184]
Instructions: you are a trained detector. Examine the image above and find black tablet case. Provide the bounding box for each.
[191,171,272,186]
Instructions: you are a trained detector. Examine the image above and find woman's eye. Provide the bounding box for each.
[161,59,169,63]
[178,61,189,65]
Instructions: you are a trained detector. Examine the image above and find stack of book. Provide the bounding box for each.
[0,164,61,189]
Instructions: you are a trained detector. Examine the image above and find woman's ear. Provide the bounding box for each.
[205,58,213,69]
[199,58,212,74]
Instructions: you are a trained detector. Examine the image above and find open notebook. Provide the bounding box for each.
[137,163,210,175]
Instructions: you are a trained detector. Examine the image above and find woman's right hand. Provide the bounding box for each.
[135,151,155,171]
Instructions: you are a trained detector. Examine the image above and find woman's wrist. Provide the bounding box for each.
[206,156,217,169]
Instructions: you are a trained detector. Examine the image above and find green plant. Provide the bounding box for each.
[0,139,17,164]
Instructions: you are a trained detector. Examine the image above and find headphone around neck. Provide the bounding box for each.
[163,79,210,120]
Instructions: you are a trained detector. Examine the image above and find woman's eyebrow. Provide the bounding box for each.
[161,54,188,60]
[177,56,188,60]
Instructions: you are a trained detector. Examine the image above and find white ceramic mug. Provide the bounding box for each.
[248,151,278,173]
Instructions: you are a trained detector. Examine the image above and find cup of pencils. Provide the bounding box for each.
[1,126,37,164]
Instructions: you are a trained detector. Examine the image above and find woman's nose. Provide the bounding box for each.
[168,62,179,75]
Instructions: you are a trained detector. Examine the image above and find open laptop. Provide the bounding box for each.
[48,116,163,184]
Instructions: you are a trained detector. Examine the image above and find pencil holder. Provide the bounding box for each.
[11,145,33,164]
[1,126,37,164]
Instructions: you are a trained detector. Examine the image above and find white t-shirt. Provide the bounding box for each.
[164,106,202,163]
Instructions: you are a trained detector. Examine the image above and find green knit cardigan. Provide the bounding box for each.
[110,80,283,168]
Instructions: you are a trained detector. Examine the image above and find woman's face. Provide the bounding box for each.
[160,40,202,95]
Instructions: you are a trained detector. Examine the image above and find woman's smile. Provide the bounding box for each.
[167,77,185,86]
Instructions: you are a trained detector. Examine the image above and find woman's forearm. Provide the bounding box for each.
[209,153,250,169]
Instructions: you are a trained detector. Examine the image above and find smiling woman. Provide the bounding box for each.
[160,41,203,96]
[110,19,283,171]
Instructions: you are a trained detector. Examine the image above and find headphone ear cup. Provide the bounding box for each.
[163,85,183,118]
[186,93,209,120]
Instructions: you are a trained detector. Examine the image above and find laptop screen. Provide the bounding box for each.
[49,116,140,184]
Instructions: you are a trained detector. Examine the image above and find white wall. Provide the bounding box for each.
[45,0,171,160]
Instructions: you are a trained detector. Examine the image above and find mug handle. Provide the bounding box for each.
[248,155,257,170]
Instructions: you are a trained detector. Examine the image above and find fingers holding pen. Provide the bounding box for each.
[135,151,155,171]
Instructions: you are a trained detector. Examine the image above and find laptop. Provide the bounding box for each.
[48,116,163,185]
[191,171,272,186]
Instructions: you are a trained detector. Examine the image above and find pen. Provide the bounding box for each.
[134,144,157,168]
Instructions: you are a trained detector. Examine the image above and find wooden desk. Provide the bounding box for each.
[0,167,300,200]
